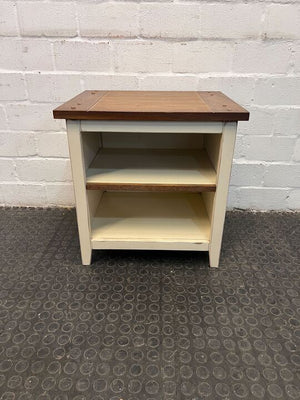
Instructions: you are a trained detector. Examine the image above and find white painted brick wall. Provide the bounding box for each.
[6,104,64,131]
[264,4,300,39]
[201,3,263,39]
[53,41,111,72]
[15,158,72,182]
[0,131,36,156]
[233,42,291,73]
[254,77,300,105]
[36,132,69,158]
[173,41,233,73]
[0,1,18,36]
[26,74,82,102]
[294,139,300,161]
[294,43,300,73]
[78,3,139,38]
[0,38,53,70]
[17,2,77,37]
[0,0,299,210]
[140,4,200,39]
[243,137,295,162]
[0,73,26,100]
[114,41,172,73]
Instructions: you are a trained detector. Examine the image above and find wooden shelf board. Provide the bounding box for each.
[91,192,210,250]
[86,148,216,192]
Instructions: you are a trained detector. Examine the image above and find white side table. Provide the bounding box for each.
[53,91,249,267]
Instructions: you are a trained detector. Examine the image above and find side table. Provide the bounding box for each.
[53,91,249,267]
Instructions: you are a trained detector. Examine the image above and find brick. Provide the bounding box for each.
[233,135,245,159]
[18,2,77,37]
[140,4,200,39]
[37,133,69,158]
[0,73,26,101]
[287,189,300,210]
[26,74,82,102]
[139,75,198,91]
[0,132,36,156]
[254,77,300,106]
[198,76,254,106]
[54,41,110,72]
[233,42,291,74]
[78,3,138,37]
[237,107,274,136]
[113,41,172,73]
[2,183,47,206]
[273,108,300,136]
[202,3,263,39]
[16,158,72,182]
[46,183,75,206]
[0,38,53,71]
[293,139,300,161]
[264,4,300,39]
[231,163,265,187]
[82,75,138,90]
[0,105,8,129]
[244,136,295,162]
[0,159,16,181]
[238,188,288,210]
[173,41,233,73]
[227,187,239,210]
[0,1,18,36]
[6,104,64,131]
[264,164,300,187]
[294,43,300,73]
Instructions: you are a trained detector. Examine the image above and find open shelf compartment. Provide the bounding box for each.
[83,131,221,193]
[90,192,211,251]
[86,148,216,192]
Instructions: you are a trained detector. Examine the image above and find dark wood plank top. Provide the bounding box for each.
[53,91,249,122]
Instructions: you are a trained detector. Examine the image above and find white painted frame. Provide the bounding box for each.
[67,120,92,265]
[66,119,237,267]
[209,122,237,267]
[81,120,223,134]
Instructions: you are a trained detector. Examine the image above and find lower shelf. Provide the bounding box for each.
[91,192,210,251]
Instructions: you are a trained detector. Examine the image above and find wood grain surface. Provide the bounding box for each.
[53,91,249,121]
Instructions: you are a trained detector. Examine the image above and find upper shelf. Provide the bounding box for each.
[53,91,249,122]
[86,148,216,192]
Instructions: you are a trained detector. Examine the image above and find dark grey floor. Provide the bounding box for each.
[0,208,299,400]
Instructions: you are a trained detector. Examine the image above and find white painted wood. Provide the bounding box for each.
[202,135,221,221]
[101,132,204,149]
[87,190,103,217]
[92,241,208,251]
[209,122,237,268]
[86,148,216,187]
[81,120,223,133]
[67,117,236,267]
[91,192,210,246]
[66,120,92,265]
[204,134,222,171]
[82,132,100,171]
[202,192,214,222]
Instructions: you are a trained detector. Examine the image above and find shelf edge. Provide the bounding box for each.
[91,240,209,251]
[86,183,216,192]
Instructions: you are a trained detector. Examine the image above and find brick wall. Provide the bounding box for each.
[0,0,299,209]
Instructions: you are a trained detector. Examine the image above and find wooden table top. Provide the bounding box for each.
[53,90,249,122]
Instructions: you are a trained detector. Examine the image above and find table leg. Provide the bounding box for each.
[209,122,237,268]
[67,120,92,265]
